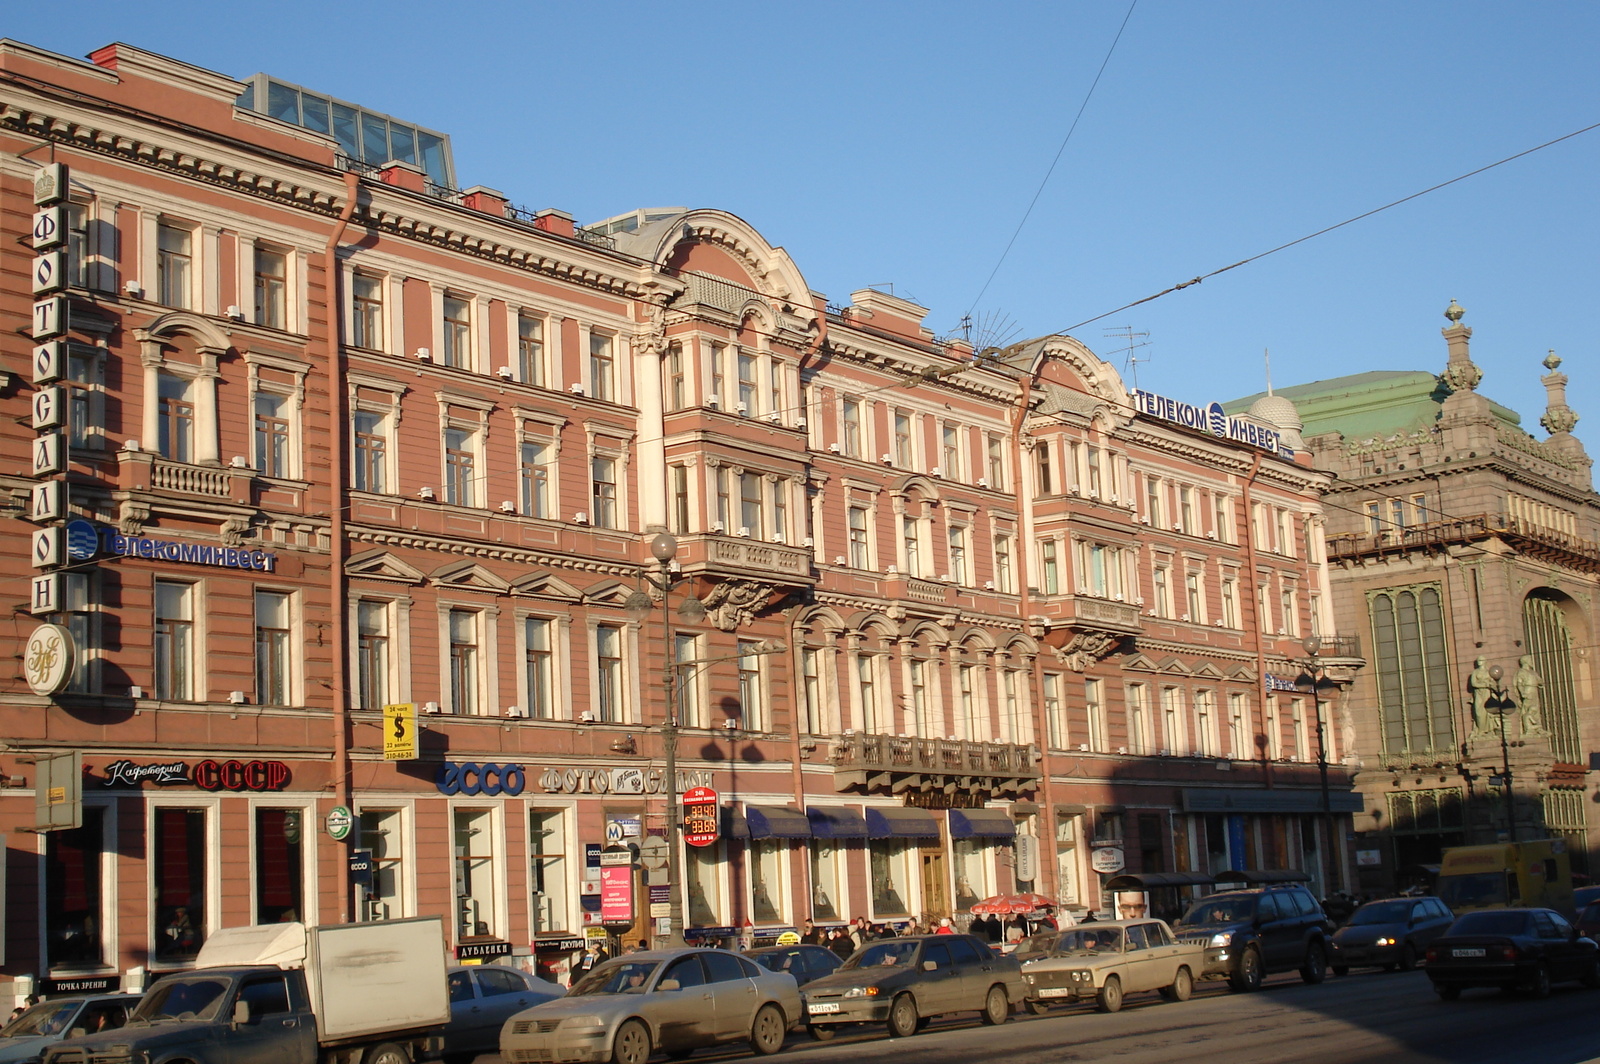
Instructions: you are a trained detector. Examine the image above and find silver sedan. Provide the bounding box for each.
[500,948,801,1064]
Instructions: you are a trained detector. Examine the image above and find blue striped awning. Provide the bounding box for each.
[864,806,941,838]
[745,805,812,839]
[947,808,1016,838]
[806,806,869,839]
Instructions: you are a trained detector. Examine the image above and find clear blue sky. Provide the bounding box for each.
[11,2,1598,434]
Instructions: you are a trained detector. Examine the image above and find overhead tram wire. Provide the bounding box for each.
[962,0,1140,322]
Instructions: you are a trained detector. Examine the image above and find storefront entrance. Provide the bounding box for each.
[920,850,948,920]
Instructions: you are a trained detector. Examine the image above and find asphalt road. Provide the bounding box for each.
[479,967,1600,1064]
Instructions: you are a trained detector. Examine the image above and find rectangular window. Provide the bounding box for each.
[1036,441,1054,495]
[909,658,932,736]
[1001,668,1024,744]
[254,393,291,477]
[737,351,757,413]
[740,472,763,537]
[529,810,568,934]
[901,516,920,575]
[808,840,841,921]
[1369,585,1454,756]
[1128,683,1152,754]
[153,807,207,962]
[737,640,765,730]
[1390,499,1406,533]
[595,624,625,723]
[669,464,690,533]
[749,841,783,924]
[1366,501,1383,535]
[445,427,476,506]
[855,653,880,732]
[949,525,968,584]
[1146,475,1163,525]
[1214,496,1231,543]
[66,347,100,449]
[255,590,292,706]
[1228,693,1248,759]
[449,609,479,715]
[987,434,1005,489]
[708,341,727,406]
[1411,494,1430,526]
[1179,486,1195,534]
[520,441,551,518]
[1040,539,1059,595]
[66,201,91,288]
[801,647,824,735]
[158,372,195,463]
[352,273,384,350]
[685,843,723,927]
[1265,695,1282,759]
[868,840,911,917]
[847,505,870,568]
[356,600,389,711]
[154,580,194,700]
[957,664,977,741]
[353,411,387,492]
[359,809,404,921]
[1161,686,1186,754]
[673,633,701,728]
[1086,446,1103,495]
[442,296,472,369]
[714,467,731,530]
[1279,509,1295,554]
[1222,578,1238,628]
[524,618,555,720]
[255,807,304,924]
[254,247,287,330]
[994,534,1014,593]
[665,345,685,411]
[942,423,961,479]
[771,479,787,542]
[592,456,619,529]
[518,314,546,386]
[47,807,106,968]
[157,222,192,308]
[841,398,862,457]
[1186,572,1203,621]
[1281,587,1297,635]
[453,808,496,939]
[1292,698,1310,762]
[1044,673,1066,748]
[1153,567,1170,618]
[893,411,913,466]
[589,332,615,401]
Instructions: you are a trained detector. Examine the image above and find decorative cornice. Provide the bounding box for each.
[344,525,638,576]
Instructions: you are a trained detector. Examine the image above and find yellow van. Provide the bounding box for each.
[1435,840,1574,916]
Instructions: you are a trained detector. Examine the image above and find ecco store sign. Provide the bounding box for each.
[436,762,528,796]
[1130,389,1293,459]
[64,519,277,572]
[435,762,715,797]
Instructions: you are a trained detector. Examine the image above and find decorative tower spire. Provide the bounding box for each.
[1539,350,1579,436]
[1440,299,1482,392]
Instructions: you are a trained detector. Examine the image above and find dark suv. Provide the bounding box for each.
[1173,884,1334,991]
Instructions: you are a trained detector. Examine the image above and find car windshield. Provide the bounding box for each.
[1,1001,78,1037]
[1436,873,1507,909]
[567,960,660,996]
[1450,912,1529,937]
[134,978,232,1021]
[1013,933,1058,955]
[842,941,919,969]
[1349,901,1414,926]
[1180,896,1256,926]
[1052,928,1123,955]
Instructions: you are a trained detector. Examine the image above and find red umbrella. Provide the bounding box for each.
[969,892,1054,914]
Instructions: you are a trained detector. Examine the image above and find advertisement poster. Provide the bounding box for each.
[600,865,633,922]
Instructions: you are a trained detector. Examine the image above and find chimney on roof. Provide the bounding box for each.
[462,186,507,218]
[532,209,575,238]
[377,160,427,193]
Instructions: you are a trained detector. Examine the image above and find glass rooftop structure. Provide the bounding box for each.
[236,73,455,189]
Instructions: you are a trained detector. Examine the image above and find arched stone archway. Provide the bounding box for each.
[1521,588,1586,763]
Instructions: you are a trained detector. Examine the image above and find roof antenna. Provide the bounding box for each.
[1264,347,1274,396]
[1104,325,1151,389]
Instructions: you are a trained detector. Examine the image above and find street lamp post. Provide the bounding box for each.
[1297,635,1337,892]
[1487,663,1516,842]
[646,533,688,949]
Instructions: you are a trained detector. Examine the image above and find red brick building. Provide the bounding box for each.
[0,39,1360,996]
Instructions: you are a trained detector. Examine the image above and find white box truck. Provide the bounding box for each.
[42,918,450,1064]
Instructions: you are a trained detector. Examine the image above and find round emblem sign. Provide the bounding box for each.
[64,519,99,561]
[1090,846,1126,875]
[24,623,76,696]
[326,806,354,842]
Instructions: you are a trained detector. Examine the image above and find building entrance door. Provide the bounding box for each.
[921,850,948,919]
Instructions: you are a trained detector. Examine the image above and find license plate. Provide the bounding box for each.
[1038,988,1073,998]
[1452,948,1486,958]
[808,1002,841,1015]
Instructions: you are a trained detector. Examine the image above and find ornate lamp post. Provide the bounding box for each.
[1296,635,1338,891]
[1487,664,1516,842]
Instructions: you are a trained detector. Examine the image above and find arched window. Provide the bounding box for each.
[1368,585,1454,755]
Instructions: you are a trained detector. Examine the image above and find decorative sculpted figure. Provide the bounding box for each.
[1467,657,1495,735]
[1514,656,1545,735]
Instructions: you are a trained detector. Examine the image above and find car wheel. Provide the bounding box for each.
[1024,1000,1049,1015]
[1095,975,1123,1014]
[749,1004,785,1056]
[807,1025,837,1042]
[886,995,919,1038]
[611,1020,651,1064]
[364,1044,410,1064]
[1528,964,1553,999]
[1398,944,1418,972]
[1159,966,1193,1003]
[1436,985,1461,1001]
[1331,966,1349,977]
[1229,947,1264,993]
[979,985,1004,1024]
[1300,943,1327,985]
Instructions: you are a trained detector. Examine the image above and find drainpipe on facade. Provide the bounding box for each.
[1239,451,1272,792]
[324,170,361,922]
[791,310,827,809]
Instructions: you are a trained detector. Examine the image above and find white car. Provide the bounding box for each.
[1021,920,1204,1013]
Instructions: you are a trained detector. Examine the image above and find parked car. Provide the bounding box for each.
[1575,901,1600,942]
[801,934,1024,1040]
[0,996,135,1064]
[1330,896,1455,975]
[1008,931,1064,965]
[444,965,563,1064]
[1019,920,1204,1014]
[1425,908,1600,999]
[1172,883,1334,991]
[1573,885,1600,911]
[745,945,843,988]
[499,948,800,1064]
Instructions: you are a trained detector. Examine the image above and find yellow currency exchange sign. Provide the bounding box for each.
[383,703,417,761]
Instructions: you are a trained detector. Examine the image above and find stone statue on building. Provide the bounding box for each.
[1467,657,1496,736]
[1514,656,1545,735]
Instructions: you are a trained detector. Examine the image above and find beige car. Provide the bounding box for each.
[500,948,801,1064]
[1020,920,1204,1014]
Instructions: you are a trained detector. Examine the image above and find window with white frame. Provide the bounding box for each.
[156,220,194,308]
[1145,475,1163,526]
[255,807,306,925]
[800,646,826,735]
[941,422,962,479]
[255,590,294,706]
[588,331,616,401]
[847,504,871,568]
[453,807,498,939]
[66,200,94,289]
[664,344,685,411]
[352,410,389,493]
[909,658,932,736]
[152,805,208,961]
[520,441,553,518]
[66,344,105,450]
[253,392,293,478]
[994,533,1014,592]
[594,623,627,723]
[669,464,691,533]
[1035,440,1054,495]
[448,609,482,715]
[841,398,862,457]
[1265,695,1282,759]
[748,839,785,924]
[1153,566,1171,618]
[524,617,557,720]
[155,579,197,700]
[808,839,842,920]
[351,273,384,350]
[1086,446,1104,496]
[356,600,392,710]
[528,809,569,933]
[1292,698,1310,762]
[518,313,547,386]
[1000,667,1025,743]
[707,341,727,407]
[1127,682,1153,754]
[1178,485,1196,534]
[1085,676,1107,751]
[358,808,405,921]
[442,295,472,370]
[893,410,913,466]
[685,842,725,927]
[1280,585,1298,636]
[736,350,758,414]
[948,523,970,584]
[1160,686,1186,754]
[1039,538,1059,595]
[956,663,979,741]
[1228,692,1249,758]
[1277,509,1295,555]
[1185,571,1204,622]
[444,426,479,507]
[1221,577,1239,628]
[591,455,620,528]
[855,650,884,732]
[1214,495,1232,543]
[254,245,288,330]
[986,433,1005,489]
[736,640,766,730]
[739,471,763,537]
[158,371,196,462]
[674,632,703,728]
[1196,689,1219,756]
[1044,672,1066,749]
[869,839,912,917]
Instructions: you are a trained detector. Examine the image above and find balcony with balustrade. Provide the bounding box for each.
[830,730,1041,799]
